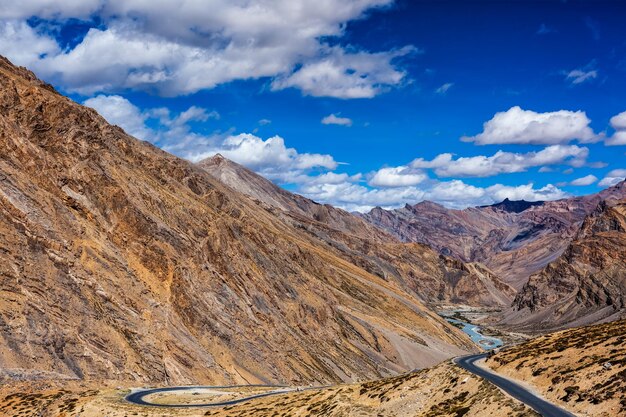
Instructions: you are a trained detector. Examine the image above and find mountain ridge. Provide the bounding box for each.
[0,55,476,386]
[198,153,517,307]
[359,181,626,289]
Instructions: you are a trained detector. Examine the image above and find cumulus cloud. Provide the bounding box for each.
[208,134,337,174]
[272,45,415,99]
[462,106,598,145]
[598,169,626,187]
[367,166,428,187]
[0,0,412,98]
[85,94,221,156]
[298,176,569,212]
[482,183,567,203]
[0,20,59,68]
[84,95,153,140]
[0,0,101,19]
[606,110,626,146]
[569,174,598,186]
[409,145,588,178]
[321,114,353,126]
[83,94,337,183]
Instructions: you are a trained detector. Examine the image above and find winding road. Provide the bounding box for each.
[125,355,575,415]
[125,385,296,408]
[455,353,575,417]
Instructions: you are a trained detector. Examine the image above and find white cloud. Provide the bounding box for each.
[462,106,598,145]
[606,131,626,146]
[0,0,412,98]
[435,82,454,94]
[83,94,335,180]
[0,0,101,19]
[272,45,414,99]
[569,174,598,186]
[84,95,153,140]
[606,110,626,146]
[409,145,588,178]
[84,94,222,160]
[483,183,567,203]
[297,175,569,212]
[598,169,626,187]
[207,134,337,176]
[321,114,353,126]
[610,111,626,130]
[565,69,597,85]
[367,166,427,187]
[0,20,59,68]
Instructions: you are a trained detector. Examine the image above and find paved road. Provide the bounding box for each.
[125,385,295,408]
[454,353,575,417]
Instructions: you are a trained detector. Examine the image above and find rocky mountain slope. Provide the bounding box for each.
[198,154,390,240]
[487,319,626,417]
[360,182,626,289]
[508,196,626,331]
[0,55,478,387]
[199,154,516,307]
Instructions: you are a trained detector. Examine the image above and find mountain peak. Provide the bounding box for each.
[482,198,544,213]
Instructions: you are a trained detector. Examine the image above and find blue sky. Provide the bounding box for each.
[1,0,625,211]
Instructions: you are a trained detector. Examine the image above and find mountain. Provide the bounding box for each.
[480,198,544,213]
[360,182,626,289]
[508,196,626,331]
[0,56,476,386]
[198,153,392,241]
[198,154,516,307]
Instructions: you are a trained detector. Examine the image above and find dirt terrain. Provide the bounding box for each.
[487,319,626,417]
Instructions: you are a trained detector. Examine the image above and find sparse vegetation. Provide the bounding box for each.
[487,319,626,416]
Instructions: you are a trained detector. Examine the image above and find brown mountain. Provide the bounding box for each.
[508,196,626,332]
[0,56,481,387]
[360,182,626,289]
[198,154,516,307]
[198,153,392,241]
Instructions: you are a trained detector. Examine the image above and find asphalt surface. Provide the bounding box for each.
[454,353,576,417]
[125,385,294,408]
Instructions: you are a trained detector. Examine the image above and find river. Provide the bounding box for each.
[445,317,503,350]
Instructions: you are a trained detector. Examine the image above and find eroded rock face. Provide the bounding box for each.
[0,56,481,386]
[198,154,516,308]
[509,197,626,332]
[359,182,626,289]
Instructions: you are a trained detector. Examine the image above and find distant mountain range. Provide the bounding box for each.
[358,183,625,290]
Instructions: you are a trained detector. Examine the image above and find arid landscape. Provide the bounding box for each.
[1,1,626,416]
